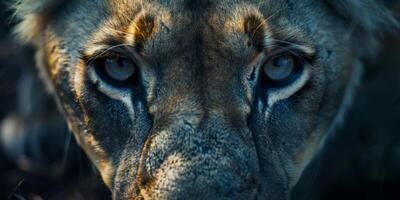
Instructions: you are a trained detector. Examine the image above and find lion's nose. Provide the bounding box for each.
[137,152,259,200]
[135,113,260,199]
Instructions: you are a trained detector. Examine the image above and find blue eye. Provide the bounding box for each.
[264,55,295,82]
[104,56,136,81]
[262,54,302,85]
[94,53,140,87]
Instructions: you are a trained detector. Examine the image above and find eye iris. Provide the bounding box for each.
[104,57,136,82]
[264,55,295,82]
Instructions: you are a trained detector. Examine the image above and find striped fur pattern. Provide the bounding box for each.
[10,0,398,199]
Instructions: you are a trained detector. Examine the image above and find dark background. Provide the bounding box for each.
[0,2,399,200]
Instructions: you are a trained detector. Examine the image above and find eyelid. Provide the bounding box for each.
[263,42,316,62]
[81,46,138,67]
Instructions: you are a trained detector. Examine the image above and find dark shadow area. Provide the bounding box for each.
[0,4,110,200]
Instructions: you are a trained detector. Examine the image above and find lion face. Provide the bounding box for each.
[12,0,397,199]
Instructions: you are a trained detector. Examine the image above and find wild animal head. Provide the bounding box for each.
[12,0,398,199]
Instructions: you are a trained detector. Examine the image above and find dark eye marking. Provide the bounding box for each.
[243,14,267,51]
[133,14,156,44]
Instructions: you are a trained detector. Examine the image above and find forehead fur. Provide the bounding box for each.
[11,0,399,54]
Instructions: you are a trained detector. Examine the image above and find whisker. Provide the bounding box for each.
[7,178,25,200]
[86,43,135,65]
[268,38,305,47]
[110,28,134,37]
[264,44,304,58]
[60,127,72,174]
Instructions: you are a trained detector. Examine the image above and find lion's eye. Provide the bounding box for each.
[104,57,135,81]
[262,54,302,86]
[94,54,139,87]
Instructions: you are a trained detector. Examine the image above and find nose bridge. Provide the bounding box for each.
[147,32,253,155]
[136,16,261,197]
[153,52,248,130]
[152,92,248,143]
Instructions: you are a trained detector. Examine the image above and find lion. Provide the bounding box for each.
[2,0,398,199]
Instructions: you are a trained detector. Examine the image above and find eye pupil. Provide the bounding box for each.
[117,57,129,68]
